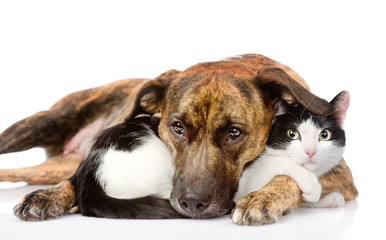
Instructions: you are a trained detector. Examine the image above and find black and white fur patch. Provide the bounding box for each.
[71,116,184,219]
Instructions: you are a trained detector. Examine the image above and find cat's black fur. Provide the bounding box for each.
[267,97,346,150]
[69,116,184,219]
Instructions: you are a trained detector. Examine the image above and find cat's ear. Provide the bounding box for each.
[254,67,332,115]
[273,100,289,117]
[272,100,289,124]
[330,91,350,127]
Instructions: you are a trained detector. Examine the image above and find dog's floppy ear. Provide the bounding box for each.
[126,69,180,120]
[255,67,332,115]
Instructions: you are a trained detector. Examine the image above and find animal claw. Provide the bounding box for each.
[262,207,269,217]
[242,211,250,222]
[41,206,48,220]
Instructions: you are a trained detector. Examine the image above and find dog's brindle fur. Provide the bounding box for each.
[4,54,358,224]
[0,78,147,184]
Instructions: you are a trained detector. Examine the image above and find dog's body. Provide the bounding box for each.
[2,54,358,225]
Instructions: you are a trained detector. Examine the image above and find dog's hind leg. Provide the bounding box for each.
[0,110,74,156]
[0,78,147,184]
[0,79,143,156]
[0,153,80,185]
[0,110,103,185]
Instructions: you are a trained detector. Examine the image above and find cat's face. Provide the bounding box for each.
[267,91,350,176]
[282,118,345,176]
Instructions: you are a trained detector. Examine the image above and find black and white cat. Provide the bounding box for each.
[235,91,350,208]
[72,91,349,219]
[72,116,183,218]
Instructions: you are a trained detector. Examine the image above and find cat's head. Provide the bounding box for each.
[267,91,350,176]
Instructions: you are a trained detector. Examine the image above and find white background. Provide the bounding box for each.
[0,0,385,239]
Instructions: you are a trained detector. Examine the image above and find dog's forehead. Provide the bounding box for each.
[169,62,257,98]
[165,69,263,128]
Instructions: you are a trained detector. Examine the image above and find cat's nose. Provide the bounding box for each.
[305,150,316,159]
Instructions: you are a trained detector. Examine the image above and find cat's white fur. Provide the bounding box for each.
[234,118,344,205]
[96,134,174,199]
[302,192,345,208]
[289,119,345,176]
[234,146,321,203]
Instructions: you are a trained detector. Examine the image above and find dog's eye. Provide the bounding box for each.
[226,127,242,142]
[172,122,185,136]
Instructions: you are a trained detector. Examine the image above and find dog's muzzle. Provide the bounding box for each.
[177,187,211,216]
[170,173,234,218]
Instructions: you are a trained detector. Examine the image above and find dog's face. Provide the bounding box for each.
[159,65,273,218]
[128,57,331,218]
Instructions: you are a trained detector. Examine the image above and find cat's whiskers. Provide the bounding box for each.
[300,98,312,120]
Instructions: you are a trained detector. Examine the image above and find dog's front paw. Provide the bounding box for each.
[14,181,75,221]
[231,191,283,226]
[231,175,301,226]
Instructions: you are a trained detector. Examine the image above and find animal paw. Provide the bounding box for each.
[323,192,345,207]
[300,192,345,208]
[231,192,284,226]
[299,174,322,203]
[14,181,75,221]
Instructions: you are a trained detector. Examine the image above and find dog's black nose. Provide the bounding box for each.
[178,195,210,215]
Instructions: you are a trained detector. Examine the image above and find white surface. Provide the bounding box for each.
[0,0,385,239]
[0,185,371,240]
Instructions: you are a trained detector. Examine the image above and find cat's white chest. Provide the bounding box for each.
[95,135,174,199]
[235,147,322,203]
[235,149,291,201]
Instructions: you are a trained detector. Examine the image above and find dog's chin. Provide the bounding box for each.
[169,195,234,219]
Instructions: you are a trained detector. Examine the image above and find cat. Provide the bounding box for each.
[234,91,350,208]
[72,116,184,218]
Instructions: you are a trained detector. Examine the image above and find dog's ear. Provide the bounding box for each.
[126,69,180,120]
[255,67,332,115]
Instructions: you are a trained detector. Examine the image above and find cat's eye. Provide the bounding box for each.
[319,129,332,141]
[287,129,300,140]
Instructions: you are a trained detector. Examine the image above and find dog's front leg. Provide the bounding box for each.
[232,159,359,225]
[13,180,75,221]
[231,175,301,226]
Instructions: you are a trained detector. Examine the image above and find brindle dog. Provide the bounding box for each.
[1,54,357,225]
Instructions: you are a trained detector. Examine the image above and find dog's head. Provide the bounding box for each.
[127,55,331,218]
